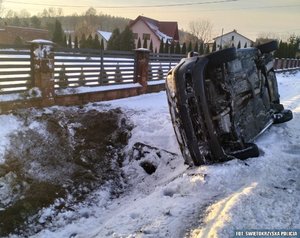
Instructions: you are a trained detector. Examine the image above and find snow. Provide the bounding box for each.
[29,39,54,45]
[55,83,142,95]
[147,79,165,85]
[0,115,23,164]
[1,71,300,237]
[97,31,112,42]
[146,21,173,43]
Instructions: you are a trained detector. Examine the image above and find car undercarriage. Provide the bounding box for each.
[166,41,293,166]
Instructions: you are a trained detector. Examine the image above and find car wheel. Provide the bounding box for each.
[229,143,260,160]
[257,40,278,53]
[206,47,237,66]
[273,109,293,124]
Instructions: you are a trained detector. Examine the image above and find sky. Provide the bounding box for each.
[1,0,300,40]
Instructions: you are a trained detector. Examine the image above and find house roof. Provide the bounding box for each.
[129,16,179,42]
[97,31,112,41]
[214,29,254,43]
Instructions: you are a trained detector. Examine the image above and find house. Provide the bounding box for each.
[0,26,50,45]
[96,30,112,49]
[214,29,254,50]
[129,15,179,52]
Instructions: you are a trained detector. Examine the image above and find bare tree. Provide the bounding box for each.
[75,20,95,38]
[189,19,213,44]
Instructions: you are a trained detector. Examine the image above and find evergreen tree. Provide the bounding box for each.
[181,42,187,54]
[199,42,204,55]
[86,34,93,48]
[137,37,142,48]
[52,19,64,46]
[164,41,169,53]
[237,41,241,49]
[107,28,121,50]
[68,34,72,48]
[120,26,135,51]
[143,38,148,49]
[80,33,86,48]
[175,41,181,54]
[194,42,199,52]
[170,41,175,54]
[187,41,192,52]
[149,39,153,52]
[212,41,217,52]
[63,34,67,47]
[100,39,104,50]
[93,34,101,49]
[205,44,210,54]
[30,16,41,29]
[159,39,164,53]
[74,36,79,49]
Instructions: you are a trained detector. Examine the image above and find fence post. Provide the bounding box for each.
[282,58,286,70]
[30,40,55,106]
[274,58,279,70]
[134,48,150,92]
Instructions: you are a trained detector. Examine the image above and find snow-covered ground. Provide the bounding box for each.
[1,71,300,238]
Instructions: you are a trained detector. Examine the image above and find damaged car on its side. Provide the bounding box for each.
[166,40,293,166]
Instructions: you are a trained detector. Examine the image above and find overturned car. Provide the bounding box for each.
[166,41,293,166]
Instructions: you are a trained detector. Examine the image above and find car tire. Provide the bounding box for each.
[206,47,237,66]
[273,109,293,124]
[229,143,260,160]
[257,40,278,53]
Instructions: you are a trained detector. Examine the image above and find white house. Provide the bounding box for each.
[129,16,179,53]
[214,29,254,50]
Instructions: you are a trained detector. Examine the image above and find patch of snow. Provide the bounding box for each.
[146,21,173,43]
[29,39,54,45]
[0,115,23,164]
[148,79,165,85]
[2,71,300,238]
[0,93,23,102]
[55,83,142,95]
[96,31,112,42]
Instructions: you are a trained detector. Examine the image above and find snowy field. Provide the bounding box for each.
[1,71,300,238]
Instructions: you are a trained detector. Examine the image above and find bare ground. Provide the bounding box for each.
[0,106,132,237]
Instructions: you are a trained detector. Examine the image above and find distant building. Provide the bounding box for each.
[0,26,50,45]
[129,15,179,52]
[96,30,112,50]
[214,29,254,50]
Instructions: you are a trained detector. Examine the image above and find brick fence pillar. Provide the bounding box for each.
[274,58,279,70]
[281,58,286,70]
[134,48,150,93]
[30,40,55,106]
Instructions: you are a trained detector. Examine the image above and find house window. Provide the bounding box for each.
[231,35,234,41]
[143,33,150,40]
[133,33,138,39]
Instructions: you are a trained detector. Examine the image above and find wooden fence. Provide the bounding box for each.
[0,41,299,113]
[148,53,183,81]
[0,45,185,95]
[54,48,136,89]
[274,58,300,72]
[0,47,32,94]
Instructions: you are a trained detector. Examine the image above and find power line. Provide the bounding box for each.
[4,0,239,8]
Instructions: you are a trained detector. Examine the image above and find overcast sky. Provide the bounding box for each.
[1,0,300,40]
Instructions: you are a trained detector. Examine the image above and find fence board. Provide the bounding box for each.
[148,52,184,81]
[0,47,32,94]
[54,49,135,89]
